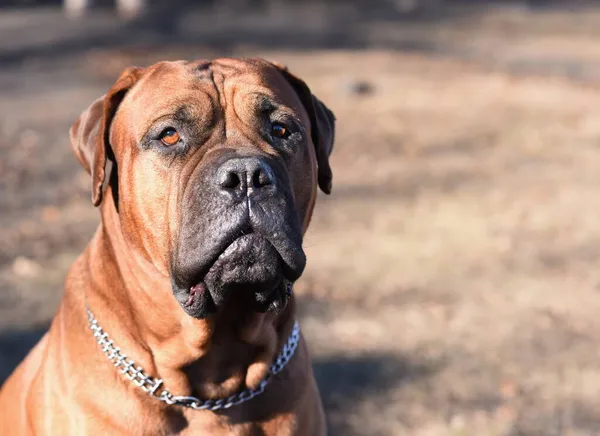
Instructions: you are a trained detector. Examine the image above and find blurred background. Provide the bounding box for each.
[2,0,600,434]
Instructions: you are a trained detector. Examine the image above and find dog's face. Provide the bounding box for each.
[70,59,335,318]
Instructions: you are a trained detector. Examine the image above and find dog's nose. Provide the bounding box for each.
[216,157,275,198]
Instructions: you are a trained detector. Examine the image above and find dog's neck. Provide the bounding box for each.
[81,191,296,400]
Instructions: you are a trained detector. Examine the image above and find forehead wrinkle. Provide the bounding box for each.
[230,86,304,126]
[224,84,280,157]
[133,85,218,138]
[192,60,212,78]
[249,92,303,122]
[225,64,306,115]
[130,61,207,106]
[212,59,247,76]
[226,81,256,140]
[251,65,311,120]
[131,61,188,97]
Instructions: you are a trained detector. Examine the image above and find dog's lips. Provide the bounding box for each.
[172,226,305,318]
[185,282,207,307]
[205,234,280,283]
[181,233,268,304]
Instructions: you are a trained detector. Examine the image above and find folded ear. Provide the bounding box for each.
[69,66,144,206]
[270,62,336,194]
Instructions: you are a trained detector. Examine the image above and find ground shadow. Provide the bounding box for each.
[0,323,437,436]
[0,324,48,385]
[313,352,438,435]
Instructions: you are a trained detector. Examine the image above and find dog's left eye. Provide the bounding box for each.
[159,128,181,146]
[271,123,290,139]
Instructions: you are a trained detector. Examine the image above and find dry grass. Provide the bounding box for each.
[291,51,600,435]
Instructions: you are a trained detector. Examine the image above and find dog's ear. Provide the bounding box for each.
[70,67,144,206]
[270,61,336,194]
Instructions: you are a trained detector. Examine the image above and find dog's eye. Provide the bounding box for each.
[159,128,180,146]
[271,123,289,139]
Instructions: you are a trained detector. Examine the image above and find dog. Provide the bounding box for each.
[0,58,335,435]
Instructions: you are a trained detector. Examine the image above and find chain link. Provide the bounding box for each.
[87,307,300,411]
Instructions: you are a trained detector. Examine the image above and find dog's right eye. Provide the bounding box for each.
[271,123,290,139]
[159,128,180,146]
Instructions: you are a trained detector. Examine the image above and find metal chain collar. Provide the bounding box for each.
[86,307,300,411]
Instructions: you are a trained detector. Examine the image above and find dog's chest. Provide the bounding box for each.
[180,412,297,436]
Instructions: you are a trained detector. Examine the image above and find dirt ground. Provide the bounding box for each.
[2,2,600,435]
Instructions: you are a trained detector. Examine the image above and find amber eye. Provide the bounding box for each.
[159,128,180,146]
[271,123,289,139]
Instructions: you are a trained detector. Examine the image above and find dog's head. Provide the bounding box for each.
[70,58,335,318]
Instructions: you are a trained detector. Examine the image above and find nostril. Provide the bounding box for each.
[217,158,274,195]
[252,167,273,189]
[219,171,241,190]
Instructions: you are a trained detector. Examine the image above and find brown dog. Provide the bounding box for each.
[0,58,335,435]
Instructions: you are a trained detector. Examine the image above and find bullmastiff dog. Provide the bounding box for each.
[0,58,335,435]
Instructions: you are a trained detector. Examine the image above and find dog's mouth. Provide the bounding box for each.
[173,231,299,318]
[181,276,291,316]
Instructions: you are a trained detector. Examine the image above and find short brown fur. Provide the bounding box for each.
[0,58,334,436]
